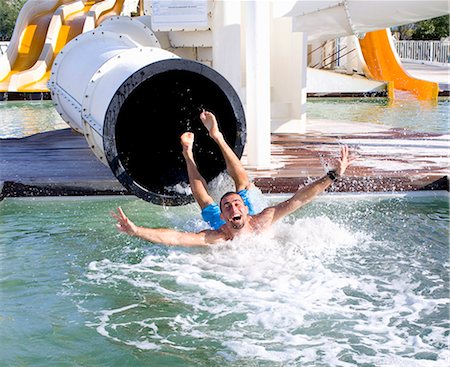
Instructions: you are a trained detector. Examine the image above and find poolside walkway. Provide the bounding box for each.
[245,119,449,193]
[0,129,127,198]
[0,120,448,200]
[1,62,448,199]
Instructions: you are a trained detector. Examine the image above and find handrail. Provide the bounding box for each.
[309,38,450,71]
[307,41,327,57]
[319,45,348,67]
[309,40,357,70]
[320,48,356,69]
[309,39,349,69]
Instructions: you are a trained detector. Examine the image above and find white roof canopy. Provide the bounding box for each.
[273,0,450,42]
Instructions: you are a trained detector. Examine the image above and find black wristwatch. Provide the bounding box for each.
[326,170,339,182]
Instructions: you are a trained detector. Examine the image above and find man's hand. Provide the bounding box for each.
[335,145,355,176]
[199,110,222,141]
[259,145,356,225]
[111,206,225,246]
[111,207,139,236]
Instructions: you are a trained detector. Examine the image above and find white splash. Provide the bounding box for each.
[84,214,448,365]
[164,182,192,195]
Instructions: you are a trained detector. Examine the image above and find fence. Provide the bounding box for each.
[395,40,449,65]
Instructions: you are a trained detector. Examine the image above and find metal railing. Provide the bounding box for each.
[0,41,9,55]
[395,40,450,65]
[308,39,357,69]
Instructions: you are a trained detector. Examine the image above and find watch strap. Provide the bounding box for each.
[327,170,339,182]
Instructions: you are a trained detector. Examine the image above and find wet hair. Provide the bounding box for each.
[219,191,242,211]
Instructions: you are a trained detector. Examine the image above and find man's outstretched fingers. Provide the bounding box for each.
[117,207,127,220]
[335,145,356,176]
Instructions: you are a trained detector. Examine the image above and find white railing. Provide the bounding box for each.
[0,41,9,55]
[395,40,450,65]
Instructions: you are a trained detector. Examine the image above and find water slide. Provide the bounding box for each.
[281,0,449,99]
[0,0,124,93]
[358,29,439,100]
[49,16,245,205]
[45,1,449,205]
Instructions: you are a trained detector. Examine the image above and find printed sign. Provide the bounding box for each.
[151,0,209,31]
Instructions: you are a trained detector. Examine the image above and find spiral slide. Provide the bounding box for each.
[359,29,439,100]
[0,0,124,93]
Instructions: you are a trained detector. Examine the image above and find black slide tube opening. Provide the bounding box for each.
[103,59,246,206]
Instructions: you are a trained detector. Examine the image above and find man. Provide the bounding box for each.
[112,111,354,246]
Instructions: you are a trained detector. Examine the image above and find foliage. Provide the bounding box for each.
[396,15,449,40]
[394,24,415,40]
[0,0,26,41]
[413,15,449,40]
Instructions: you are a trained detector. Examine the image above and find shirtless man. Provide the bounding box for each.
[112,111,353,246]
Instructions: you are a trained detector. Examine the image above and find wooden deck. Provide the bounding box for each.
[0,123,448,200]
[0,129,126,198]
[249,128,449,193]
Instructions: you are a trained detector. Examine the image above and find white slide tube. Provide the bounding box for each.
[49,16,246,206]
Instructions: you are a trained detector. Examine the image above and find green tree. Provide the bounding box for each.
[393,24,415,40]
[396,15,449,40]
[0,0,26,41]
[413,15,449,40]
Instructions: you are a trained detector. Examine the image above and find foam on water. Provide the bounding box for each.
[1,192,446,366]
[81,208,449,365]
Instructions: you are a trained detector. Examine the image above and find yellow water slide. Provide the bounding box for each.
[359,28,439,100]
[0,0,124,93]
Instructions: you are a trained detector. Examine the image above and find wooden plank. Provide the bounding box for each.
[0,127,448,200]
[244,129,449,192]
[0,129,126,198]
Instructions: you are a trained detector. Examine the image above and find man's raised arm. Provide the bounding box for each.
[261,145,354,224]
[112,207,224,247]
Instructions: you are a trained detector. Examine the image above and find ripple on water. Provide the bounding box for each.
[81,213,449,366]
[1,194,448,366]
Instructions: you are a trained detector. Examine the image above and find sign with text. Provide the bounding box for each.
[151,0,209,31]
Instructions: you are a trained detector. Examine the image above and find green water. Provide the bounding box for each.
[307,97,450,134]
[1,194,448,366]
[0,101,67,138]
[1,95,449,366]
[1,97,449,139]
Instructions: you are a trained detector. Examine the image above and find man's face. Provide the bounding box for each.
[220,193,249,230]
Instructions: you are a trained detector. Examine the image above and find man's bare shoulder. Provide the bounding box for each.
[201,227,229,244]
[249,207,276,231]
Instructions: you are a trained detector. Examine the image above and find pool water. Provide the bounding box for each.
[307,96,450,134]
[0,97,449,139]
[1,94,448,365]
[0,100,67,139]
[1,194,448,366]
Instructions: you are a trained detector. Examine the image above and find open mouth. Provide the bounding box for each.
[231,215,242,222]
[229,214,245,229]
